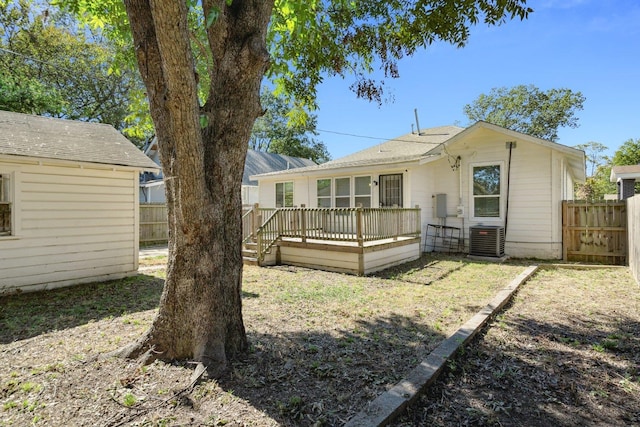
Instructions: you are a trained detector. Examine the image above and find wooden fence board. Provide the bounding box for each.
[562,201,627,265]
[140,203,168,244]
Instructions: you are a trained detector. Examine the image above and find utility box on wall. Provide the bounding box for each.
[433,193,447,218]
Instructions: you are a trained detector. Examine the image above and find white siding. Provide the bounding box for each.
[426,128,563,258]
[0,162,139,294]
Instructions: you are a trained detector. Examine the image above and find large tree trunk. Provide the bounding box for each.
[121,0,272,376]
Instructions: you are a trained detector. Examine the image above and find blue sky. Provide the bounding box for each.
[313,0,640,160]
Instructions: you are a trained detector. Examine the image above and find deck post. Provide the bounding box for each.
[301,204,307,243]
[252,203,259,239]
[356,205,364,247]
[415,205,421,237]
[256,213,263,263]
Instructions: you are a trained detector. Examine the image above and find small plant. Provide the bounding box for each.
[20,382,42,394]
[3,401,18,410]
[278,396,305,420]
[122,393,138,407]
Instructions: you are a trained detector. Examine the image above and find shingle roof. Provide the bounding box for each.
[0,110,158,170]
[251,125,465,178]
[610,164,640,182]
[243,149,316,185]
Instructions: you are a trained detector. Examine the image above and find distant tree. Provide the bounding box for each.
[575,138,640,200]
[612,138,640,193]
[612,138,640,166]
[463,84,585,141]
[0,0,152,145]
[249,90,330,163]
[574,141,609,177]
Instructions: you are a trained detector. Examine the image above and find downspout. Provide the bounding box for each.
[505,142,515,236]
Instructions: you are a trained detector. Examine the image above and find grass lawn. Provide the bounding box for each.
[1,255,638,426]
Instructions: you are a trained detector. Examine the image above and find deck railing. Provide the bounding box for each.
[245,205,421,263]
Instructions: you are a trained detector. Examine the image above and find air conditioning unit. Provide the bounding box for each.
[469,225,505,257]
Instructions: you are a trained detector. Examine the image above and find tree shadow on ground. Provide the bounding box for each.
[393,311,640,426]
[215,314,448,426]
[0,274,165,344]
[0,274,262,344]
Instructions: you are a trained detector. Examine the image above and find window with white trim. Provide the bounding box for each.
[354,176,372,207]
[334,177,350,207]
[0,173,12,236]
[317,179,331,207]
[275,181,294,207]
[472,164,501,218]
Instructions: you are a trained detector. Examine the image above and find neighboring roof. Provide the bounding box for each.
[0,110,158,170]
[251,125,464,179]
[243,149,316,185]
[251,121,586,182]
[610,164,640,182]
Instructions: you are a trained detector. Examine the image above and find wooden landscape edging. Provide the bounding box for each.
[344,265,539,427]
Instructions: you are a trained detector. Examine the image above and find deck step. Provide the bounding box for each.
[243,257,259,266]
[242,248,258,257]
[244,242,258,250]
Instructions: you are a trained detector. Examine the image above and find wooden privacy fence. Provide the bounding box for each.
[140,203,168,245]
[628,196,640,284]
[562,201,627,265]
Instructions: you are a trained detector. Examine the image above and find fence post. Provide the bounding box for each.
[357,206,364,247]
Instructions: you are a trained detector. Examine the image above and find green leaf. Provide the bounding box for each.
[206,7,219,28]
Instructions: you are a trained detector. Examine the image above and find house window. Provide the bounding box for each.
[275,181,293,207]
[317,179,331,207]
[0,173,12,236]
[472,164,501,218]
[335,177,350,207]
[354,176,371,207]
[379,174,403,207]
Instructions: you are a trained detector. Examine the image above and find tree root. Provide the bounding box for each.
[100,333,163,366]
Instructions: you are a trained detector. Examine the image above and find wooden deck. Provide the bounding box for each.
[243,205,422,275]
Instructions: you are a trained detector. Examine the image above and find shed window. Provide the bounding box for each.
[472,164,501,218]
[275,181,294,207]
[0,174,11,236]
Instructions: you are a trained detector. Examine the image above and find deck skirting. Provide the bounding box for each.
[275,236,421,275]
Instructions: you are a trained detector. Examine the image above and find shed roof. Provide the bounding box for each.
[0,110,158,170]
[610,164,640,182]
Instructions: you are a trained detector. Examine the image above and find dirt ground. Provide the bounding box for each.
[394,266,640,426]
[1,256,638,426]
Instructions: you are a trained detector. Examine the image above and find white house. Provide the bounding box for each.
[0,111,159,294]
[252,121,586,259]
[140,141,316,205]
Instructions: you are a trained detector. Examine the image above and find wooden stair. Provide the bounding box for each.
[242,240,259,266]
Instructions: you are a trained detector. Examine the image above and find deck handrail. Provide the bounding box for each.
[252,206,421,263]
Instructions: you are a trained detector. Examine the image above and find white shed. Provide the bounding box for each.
[0,111,159,294]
